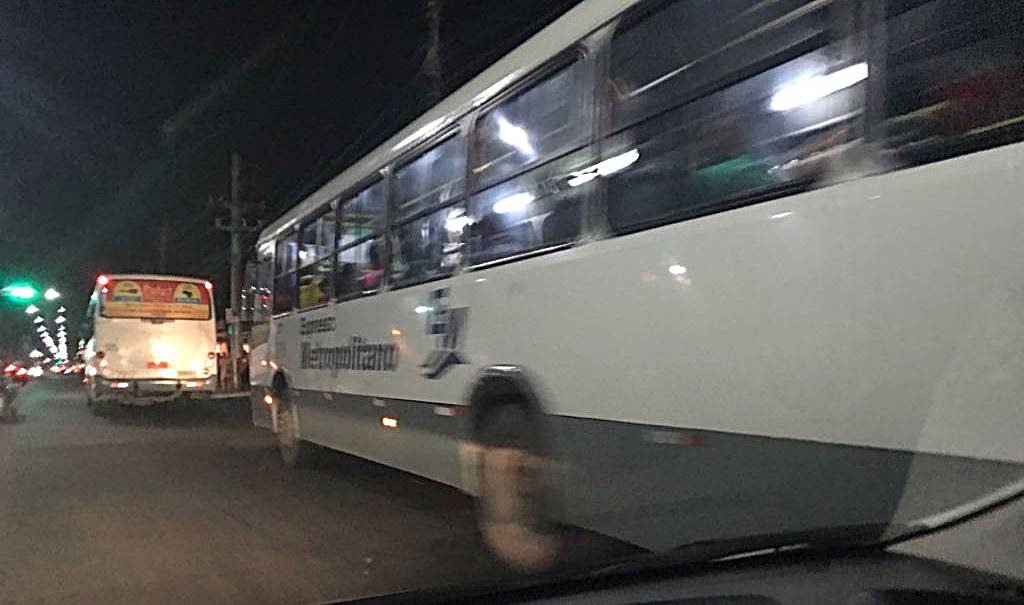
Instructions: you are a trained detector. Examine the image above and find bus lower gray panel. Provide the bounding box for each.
[279,392,1024,553]
[296,390,469,490]
[546,415,1024,552]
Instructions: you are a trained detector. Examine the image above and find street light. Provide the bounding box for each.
[25,304,39,314]
[43,288,61,300]
[33,316,44,324]
[57,306,66,313]
[55,316,66,324]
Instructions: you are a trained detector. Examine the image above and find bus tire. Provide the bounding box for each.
[475,403,559,571]
[274,386,319,468]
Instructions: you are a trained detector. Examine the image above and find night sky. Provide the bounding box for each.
[0,0,581,355]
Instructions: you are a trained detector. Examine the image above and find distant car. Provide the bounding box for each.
[3,363,30,386]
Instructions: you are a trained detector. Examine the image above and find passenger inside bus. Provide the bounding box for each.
[335,262,357,299]
[298,274,329,308]
[358,240,384,290]
[397,216,444,281]
[687,117,776,202]
[883,0,1024,164]
[469,212,531,263]
[540,197,581,244]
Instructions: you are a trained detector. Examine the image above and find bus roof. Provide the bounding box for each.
[258,0,637,245]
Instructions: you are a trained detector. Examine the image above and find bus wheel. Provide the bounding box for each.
[476,404,559,571]
[274,389,318,468]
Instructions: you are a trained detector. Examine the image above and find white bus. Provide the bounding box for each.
[84,274,218,409]
[248,0,1024,569]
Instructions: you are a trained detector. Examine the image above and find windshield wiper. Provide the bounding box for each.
[586,522,898,578]
[587,480,1024,578]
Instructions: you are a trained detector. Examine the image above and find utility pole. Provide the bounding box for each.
[229,153,243,391]
[157,223,170,273]
[214,152,261,392]
[424,0,443,103]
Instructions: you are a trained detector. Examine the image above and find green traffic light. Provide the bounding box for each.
[2,283,39,301]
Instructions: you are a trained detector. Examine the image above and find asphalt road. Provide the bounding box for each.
[1,379,1020,605]
[0,379,533,605]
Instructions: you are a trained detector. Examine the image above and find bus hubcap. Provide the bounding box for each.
[479,446,557,570]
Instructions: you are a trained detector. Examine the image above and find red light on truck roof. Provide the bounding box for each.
[96,275,109,286]
[204,280,213,291]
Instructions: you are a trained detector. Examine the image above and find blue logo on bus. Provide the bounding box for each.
[420,288,468,379]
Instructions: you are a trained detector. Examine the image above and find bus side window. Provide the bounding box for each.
[335,181,386,299]
[390,133,467,286]
[297,209,335,309]
[251,242,274,322]
[466,58,592,264]
[466,150,592,265]
[882,0,1024,167]
[603,0,864,234]
[473,60,588,189]
[273,233,298,314]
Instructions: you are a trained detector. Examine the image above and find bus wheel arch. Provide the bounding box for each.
[466,366,560,571]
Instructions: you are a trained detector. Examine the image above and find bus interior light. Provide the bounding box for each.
[769,62,868,112]
[496,116,535,157]
[444,209,473,234]
[381,416,399,429]
[493,192,535,215]
[569,149,641,187]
